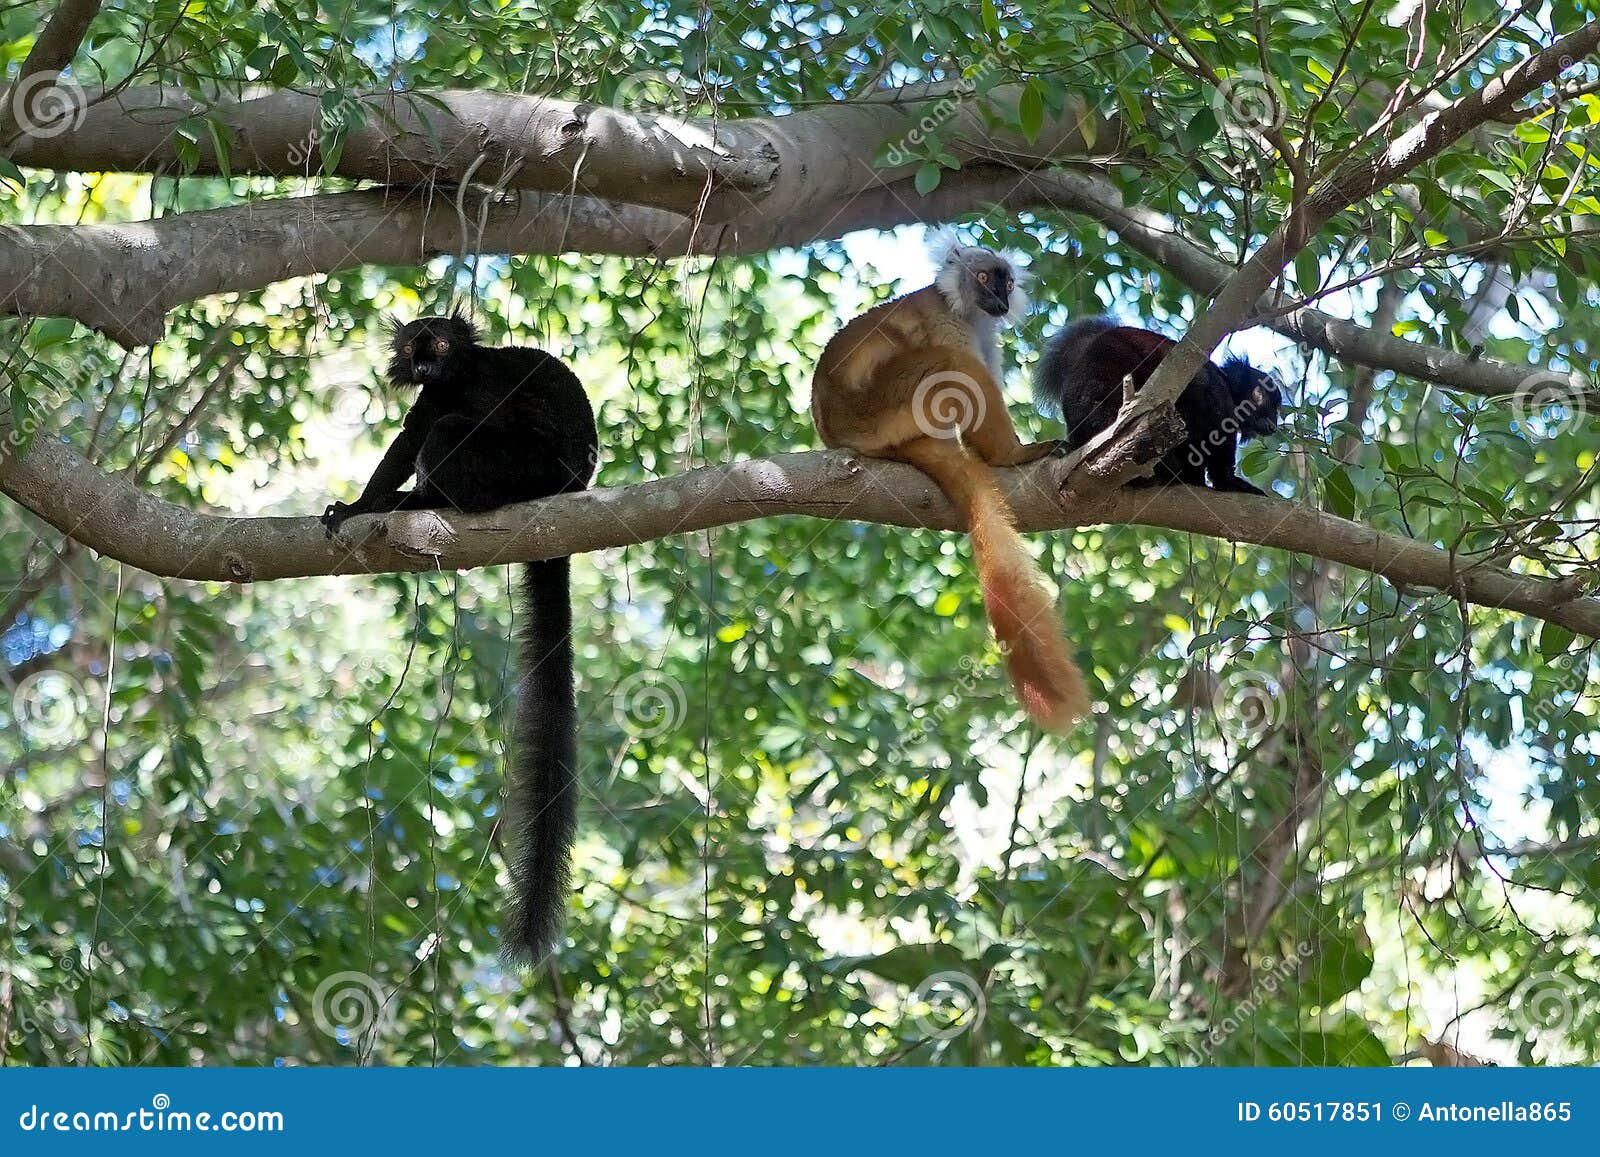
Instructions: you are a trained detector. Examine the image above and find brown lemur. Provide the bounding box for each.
[810,232,1089,732]
[321,311,599,965]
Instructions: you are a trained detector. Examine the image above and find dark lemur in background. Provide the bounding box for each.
[322,312,598,964]
[1034,316,1281,495]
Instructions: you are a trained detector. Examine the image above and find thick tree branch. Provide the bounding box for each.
[6,83,1115,219]
[3,164,1578,412]
[1,426,1594,637]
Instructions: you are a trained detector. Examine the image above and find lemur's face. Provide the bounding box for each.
[969,253,1017,317]
[935,244,1027,322]
[388,315,477,386]
[1237,371,1282,440]
[954,250,1018,317]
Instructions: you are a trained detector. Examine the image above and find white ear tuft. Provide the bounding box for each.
[1001,251,1031,324]
[926,225,961,267]
[1005,280,1031,325]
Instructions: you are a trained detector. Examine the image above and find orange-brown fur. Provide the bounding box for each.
[810,258,1089,732]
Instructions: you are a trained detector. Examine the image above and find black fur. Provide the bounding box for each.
[322,312,598,964]
[1034,315,1281,495]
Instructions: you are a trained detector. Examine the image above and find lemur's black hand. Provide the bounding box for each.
[321,501,356,539]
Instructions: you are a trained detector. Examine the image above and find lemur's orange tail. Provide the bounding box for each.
[897,437,1089,732]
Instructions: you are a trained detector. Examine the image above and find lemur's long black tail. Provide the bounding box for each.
[504,557,579,965]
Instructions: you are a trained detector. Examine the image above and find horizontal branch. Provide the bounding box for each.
[0,175,1029,346]
[7,83,1115,219]
[2,420,1594,638]
[3,164,1579,410]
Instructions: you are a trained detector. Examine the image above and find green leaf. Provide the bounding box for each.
[1294,249,1320,296]
[1539,623,1576,660]
[1323,465,1356,519]
[1294,1020,1391,1066]
[204,117,234,179]
[914,162,942,195]
[838,943,972,986]
[1019,80,1045,141]
[1304,929,1374,1006]
[980,0,1000,39]
[30,318,75,349]
[1186,105,1218,143]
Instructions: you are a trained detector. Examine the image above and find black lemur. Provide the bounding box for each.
[321,311,598,964]
[1034,316,1282,495]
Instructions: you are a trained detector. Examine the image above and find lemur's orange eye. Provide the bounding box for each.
[434,339,450,355]
[976,270,990,283]
[402,342,413,357]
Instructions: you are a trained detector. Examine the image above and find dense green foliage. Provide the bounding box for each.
[2,1,1598,1065]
